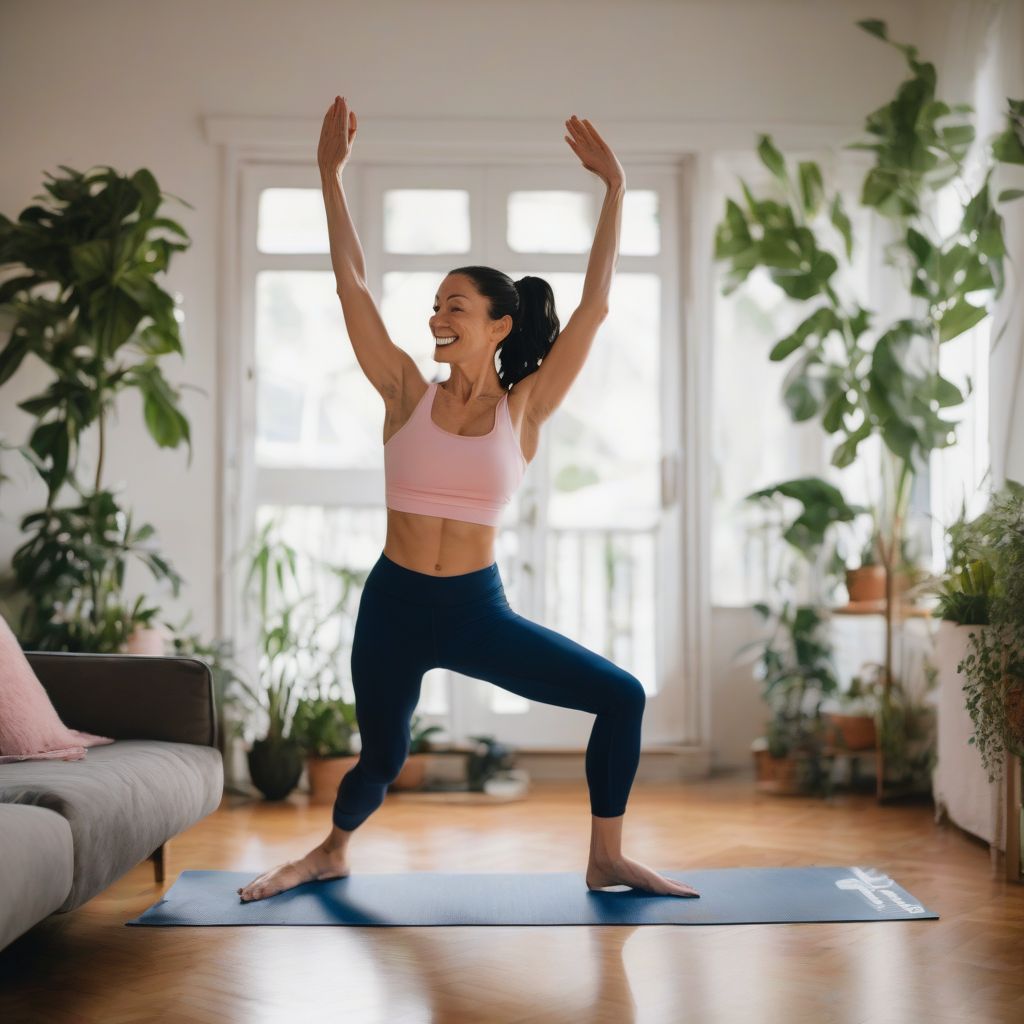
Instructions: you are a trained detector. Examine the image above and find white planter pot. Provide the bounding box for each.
[932,619,1005,847]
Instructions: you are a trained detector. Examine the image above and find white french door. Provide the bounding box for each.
[231,158,687,752]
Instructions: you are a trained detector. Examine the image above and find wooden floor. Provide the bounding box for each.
[1,770,1022,1024]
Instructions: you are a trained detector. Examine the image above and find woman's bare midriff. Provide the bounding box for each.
[381,377,536,577]
[383,510,501,576]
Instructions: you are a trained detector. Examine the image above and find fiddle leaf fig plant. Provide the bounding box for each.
[715,19,1022,779]
[0,164,194,650]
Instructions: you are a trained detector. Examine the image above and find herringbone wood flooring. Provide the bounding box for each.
[1,771,1021,1024]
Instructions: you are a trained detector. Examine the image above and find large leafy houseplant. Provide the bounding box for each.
[714,18,1024,793]
[0,165,194,650]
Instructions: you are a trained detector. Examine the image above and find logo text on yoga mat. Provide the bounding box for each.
[834,866,926,915]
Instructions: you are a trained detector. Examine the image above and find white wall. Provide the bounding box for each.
[3,0,1014,770]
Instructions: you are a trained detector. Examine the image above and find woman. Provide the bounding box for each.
[239,97,699,902]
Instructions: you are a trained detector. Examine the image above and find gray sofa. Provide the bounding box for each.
[0,652,224,952]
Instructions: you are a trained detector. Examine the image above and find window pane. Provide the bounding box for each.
[542,272,661,530]
[384,189,470,253]
[508,190,591,252]
[520,271,660,695]
[710,159,880,606]
[255,271,381,468]
[508,189,660,255]
[257,188,328,253]
[622,190,660,256]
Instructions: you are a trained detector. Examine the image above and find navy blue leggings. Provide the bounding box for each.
[333,551,647,831]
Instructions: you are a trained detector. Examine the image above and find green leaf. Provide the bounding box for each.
[756,135,787,185]
[69,239,112,284]
[0,334,32,385]
[857,19,888,41]
[938,298,988,341]
[829,193,853,260]
[797,161,824,218]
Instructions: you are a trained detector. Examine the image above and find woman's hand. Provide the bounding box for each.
[318,96,357,177]
[564,115,625,191]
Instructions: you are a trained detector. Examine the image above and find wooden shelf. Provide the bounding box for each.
[831,600,933,617]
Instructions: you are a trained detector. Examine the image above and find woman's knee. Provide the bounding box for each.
[351,745,408,785]
[601,668,646,717]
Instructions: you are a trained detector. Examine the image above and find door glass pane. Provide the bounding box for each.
[257,188,328,253]
[256,271,383,468]
[622,190,660,255]
[508,189,660,255]
[508,191,592,252]
[544,272,661,530]
[510,271,661,702]
[384,189,470,253]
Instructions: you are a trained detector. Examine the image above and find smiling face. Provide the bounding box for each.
[430,274,513,366]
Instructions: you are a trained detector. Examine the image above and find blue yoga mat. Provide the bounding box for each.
[126,866,938,927]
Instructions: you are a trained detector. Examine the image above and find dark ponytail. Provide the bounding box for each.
[447,265,560,390]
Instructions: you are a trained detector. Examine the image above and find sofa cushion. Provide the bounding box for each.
[0,803,74,951]
[0,739,223,912]
[0,613,114,763]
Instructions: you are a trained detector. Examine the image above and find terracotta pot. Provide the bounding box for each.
[124,623,171,656]
[390,753,430,791]
[753,748,809,795]
[823,712,877,751]
[307,754,359,804]
[846,566,886,603]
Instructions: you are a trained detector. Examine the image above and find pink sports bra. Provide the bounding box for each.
[384,381,528,527]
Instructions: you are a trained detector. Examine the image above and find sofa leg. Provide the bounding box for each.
[149,843,165,884]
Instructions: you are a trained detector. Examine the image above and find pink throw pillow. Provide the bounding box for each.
[0,612,114,763]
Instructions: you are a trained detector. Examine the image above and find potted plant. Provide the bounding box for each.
[742,601,840,796]
[390,713,445,791]
[743,476,869,608]
[714,18,1024,795]
[821,667,879,751]
[943,480,1024,782]
[847,521,886,603]
[231,518,371,802]
[465,734,518,793]
[292,694,359,804]
[231,522,309,800]
[0,164,193,652]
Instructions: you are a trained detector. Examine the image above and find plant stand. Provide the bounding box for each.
[831,598,935,802]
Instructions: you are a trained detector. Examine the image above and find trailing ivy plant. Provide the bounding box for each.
[714,18,1023,790]
[953,479,1024,782]
[0,164,194,649]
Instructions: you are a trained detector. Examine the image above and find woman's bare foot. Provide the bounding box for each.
[238,838,350,903]
[586,855,700,897]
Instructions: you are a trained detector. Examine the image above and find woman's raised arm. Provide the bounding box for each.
[319,96,411,399]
